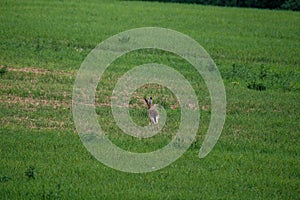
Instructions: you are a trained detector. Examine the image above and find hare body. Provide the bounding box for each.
[144,97,159,125]
[148,106,159,124]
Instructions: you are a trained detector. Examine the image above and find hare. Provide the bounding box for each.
[144,97,159,125]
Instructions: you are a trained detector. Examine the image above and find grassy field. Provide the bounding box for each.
[1,0,300,199]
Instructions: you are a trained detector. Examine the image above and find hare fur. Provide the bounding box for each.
[144,97,159,125]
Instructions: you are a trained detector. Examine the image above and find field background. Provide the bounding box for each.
[0,0,299,199]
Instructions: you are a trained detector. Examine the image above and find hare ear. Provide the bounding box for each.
[144,98,149,106]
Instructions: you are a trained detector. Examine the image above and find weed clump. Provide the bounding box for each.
[0,176,11,183]
[0,66,8,76]
[24,166,35,180]
[224,64,300,91]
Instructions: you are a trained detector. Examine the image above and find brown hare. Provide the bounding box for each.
[144,97,159,125]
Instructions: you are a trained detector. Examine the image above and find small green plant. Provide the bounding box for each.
[24,166,35,179]
[247,81,266,91]
[0,176,11,182]
[246,65,268,91]
[0,66,8,76]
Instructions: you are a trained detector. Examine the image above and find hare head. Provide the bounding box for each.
[144,97,153,109]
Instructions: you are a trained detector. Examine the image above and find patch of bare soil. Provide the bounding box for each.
[5,66,75,76]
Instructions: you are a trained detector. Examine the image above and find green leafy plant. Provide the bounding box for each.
[0,176,11,182]
[24,166,35,180]
[0,66,7,76]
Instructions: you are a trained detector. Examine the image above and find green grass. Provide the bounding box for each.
[0,0,300,199]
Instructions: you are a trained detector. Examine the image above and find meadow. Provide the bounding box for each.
[0,0,299,199]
